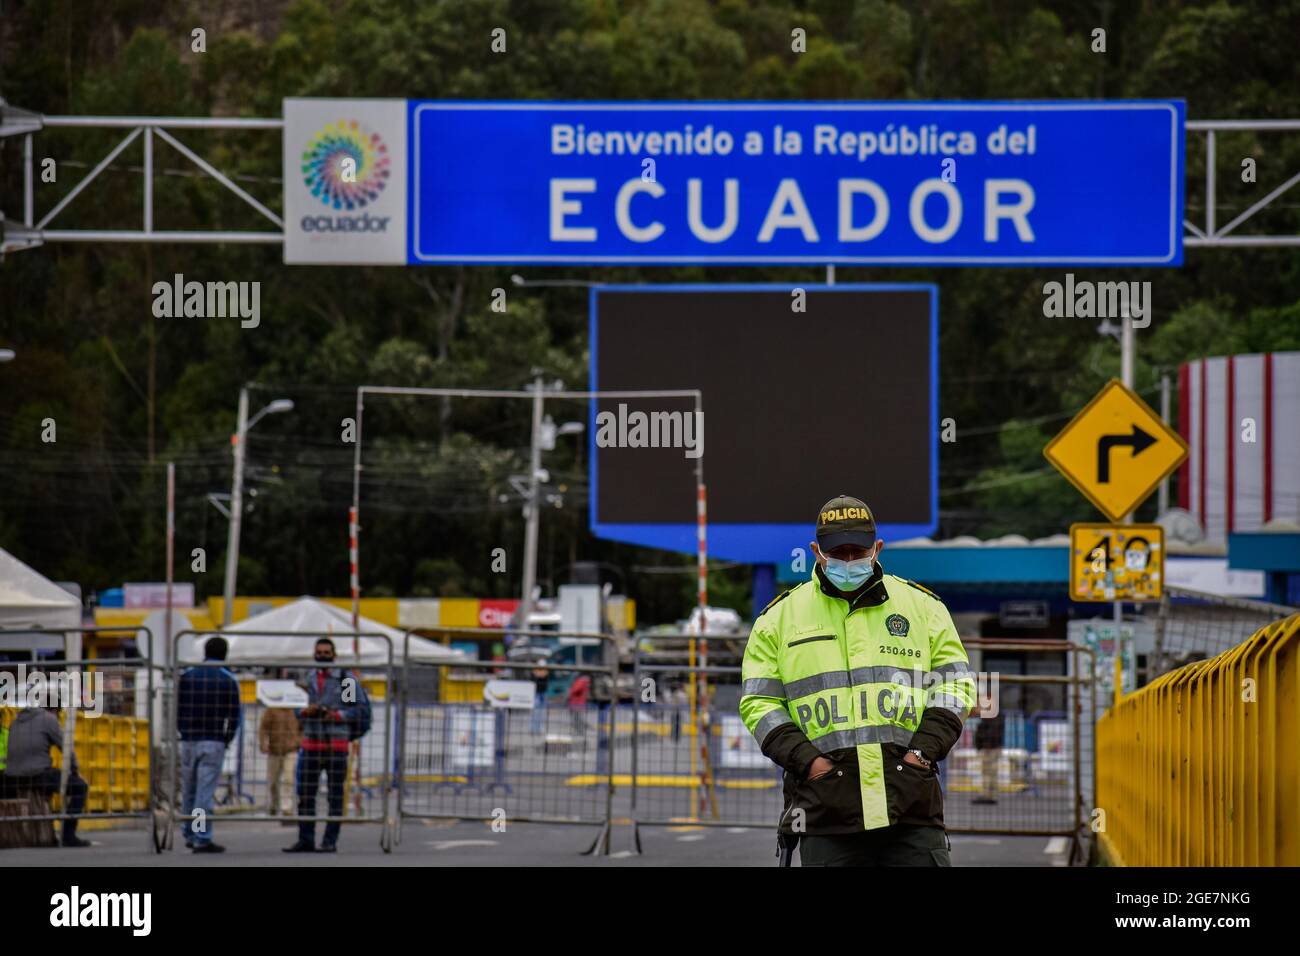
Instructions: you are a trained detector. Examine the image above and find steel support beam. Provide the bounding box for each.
[1,111,283,256]
[4,109,1300,255]
[1184,119,1300,248]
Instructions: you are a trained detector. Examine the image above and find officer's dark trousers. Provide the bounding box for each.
[799,823,951,866]
[296,747,347,847]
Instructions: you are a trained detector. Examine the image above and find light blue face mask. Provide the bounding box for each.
[823,553,875,591]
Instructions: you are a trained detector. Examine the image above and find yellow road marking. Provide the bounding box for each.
[564,774,773,788]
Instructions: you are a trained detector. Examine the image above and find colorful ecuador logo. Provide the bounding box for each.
[301,120,390,210]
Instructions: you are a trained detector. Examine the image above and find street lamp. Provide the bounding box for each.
[248,398,294,427]
[518,380,588,627]
[222,388,294,626]
[538,414,584,451]
[0,349,15,362]
[510,274,604,289]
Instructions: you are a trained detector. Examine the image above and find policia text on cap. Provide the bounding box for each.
[740,496,976,866]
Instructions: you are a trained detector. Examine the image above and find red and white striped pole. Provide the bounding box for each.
[696,481,717,818]
[347,505,363,815]
[697,482,708,611]
[348,506,360,633]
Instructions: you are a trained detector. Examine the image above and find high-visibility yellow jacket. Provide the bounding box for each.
[740,563,975,833]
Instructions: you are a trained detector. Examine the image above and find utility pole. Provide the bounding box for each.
[165,462,175,670]
[1120,311,1135,390]
[1114,313,1136,699]
[222,387,249,627]
[221,388,293,627]
[1158,373,1172,515]
[519,372,546,626]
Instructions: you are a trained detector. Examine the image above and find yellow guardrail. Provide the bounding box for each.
[1096,612,1300,866]
[1,708,149,817]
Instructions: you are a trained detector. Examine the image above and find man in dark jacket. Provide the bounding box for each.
[4,704,91,847]
[284,638,369,853]
[177,636,241,853]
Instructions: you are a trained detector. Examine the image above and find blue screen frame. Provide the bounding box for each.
[588,283,939,563]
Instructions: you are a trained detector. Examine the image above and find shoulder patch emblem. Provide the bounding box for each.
[886,613,910,637]
[905,579,940,602]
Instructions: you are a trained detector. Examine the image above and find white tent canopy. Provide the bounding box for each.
[0,547,82,656]
[212,596,463,666]
[139,609,206,667]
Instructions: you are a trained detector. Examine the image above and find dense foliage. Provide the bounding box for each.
[2,0,1299,622]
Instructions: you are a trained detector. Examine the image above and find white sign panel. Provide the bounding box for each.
[719,715,769,769]
[1037,720,1071,773]
[256,679,308,709]
[483,679,536,710]
[123,582,194,608]
[283,98,407,265]
[1165,557,1266,598]
[450,708,495,768]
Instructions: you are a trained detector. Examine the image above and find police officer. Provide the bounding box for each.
[740,495,975,866]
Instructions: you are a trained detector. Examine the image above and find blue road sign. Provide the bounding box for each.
[408,100,1184,266]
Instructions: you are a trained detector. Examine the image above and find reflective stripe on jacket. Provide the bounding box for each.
[740,563,975,834]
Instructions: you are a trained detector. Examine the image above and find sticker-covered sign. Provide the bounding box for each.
[1070,522,1165,602]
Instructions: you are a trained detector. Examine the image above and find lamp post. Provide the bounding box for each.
[518,377,586,628]
[221,388,293,626]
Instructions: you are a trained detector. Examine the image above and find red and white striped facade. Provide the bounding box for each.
[1179,351,1300,543]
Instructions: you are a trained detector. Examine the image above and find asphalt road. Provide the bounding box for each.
[1,819,1075,866]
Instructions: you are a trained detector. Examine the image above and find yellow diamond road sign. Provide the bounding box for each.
[1044,379,1189,522]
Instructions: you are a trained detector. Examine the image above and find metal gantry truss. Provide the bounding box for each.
[3,102,1300,255]
[1184,119,1300,248]
[0,101,284,255]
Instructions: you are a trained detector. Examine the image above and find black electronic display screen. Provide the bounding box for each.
[591,287,936,541]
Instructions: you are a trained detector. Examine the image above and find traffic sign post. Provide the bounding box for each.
[1047,378,1187,696]
[1069,523,1165,602]
[1043,379,1189,523]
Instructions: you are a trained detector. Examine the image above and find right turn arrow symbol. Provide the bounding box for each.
[1096,424,1157,483]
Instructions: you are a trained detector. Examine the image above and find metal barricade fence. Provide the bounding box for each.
[947,639,1097,863]
[0,626,157,850]
[164,630,394,853]
[397,628,618,854]
[1151,586,1296,678]
[627,633,1098,862]
[630,633,777,842]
